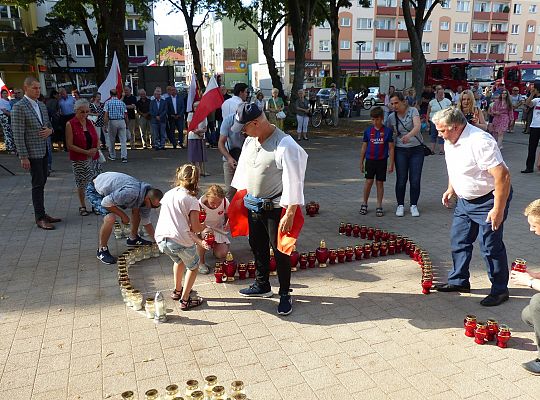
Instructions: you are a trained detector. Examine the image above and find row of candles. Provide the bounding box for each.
[121,377,248,400]
[117,245,169,323]
[464,315,511,347]
[114,221,146,239]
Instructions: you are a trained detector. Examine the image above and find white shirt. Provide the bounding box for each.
[429,97,452,119]
[444,124,506,200]
[221,95,243,118]
[187,112,207,139]
[199,195,230,244]
[24,95,43,124]
[530,98,540,128]
[155,187,200,247]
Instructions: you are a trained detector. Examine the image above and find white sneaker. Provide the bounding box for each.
[198,264,210,274]
[395,205,404,217]
[410,205,420,217]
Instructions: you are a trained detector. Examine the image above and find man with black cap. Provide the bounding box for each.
[231,103,308,316]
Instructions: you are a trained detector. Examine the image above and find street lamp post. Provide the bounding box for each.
[355,40,366,115]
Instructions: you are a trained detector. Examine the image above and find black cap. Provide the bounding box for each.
[231,103,262,133]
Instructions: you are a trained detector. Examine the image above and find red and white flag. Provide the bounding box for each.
[186,72,198,113]
[0,77,8,94]
[147,59,157,67]
[98,52,122,102]
[188,75,223,131]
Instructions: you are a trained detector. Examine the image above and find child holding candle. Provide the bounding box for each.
[155,164,210,310]
[197,184,231,274]
[510,199,540,374]
[359,106,395,217]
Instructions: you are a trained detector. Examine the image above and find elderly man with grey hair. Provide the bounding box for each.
[433,107,512,307]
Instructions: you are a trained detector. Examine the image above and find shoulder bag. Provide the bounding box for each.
[395,112,432,157]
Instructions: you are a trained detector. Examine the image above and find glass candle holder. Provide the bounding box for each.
[145,298,155,319]
[338,222,345,235]
[307,252,316,268]
[328,249,337,265]
[360,225,367,239]
[185,380,199,397]
[131,290,143,311]
[122,222,131,237]
[497,324,511,348]
[143,245,152,259]
[152,243,161,258]
[190,391,204,400]
[230,380,245,396]
[211,385,226,400]
[345,223,352,236]
[145,389,159,400]
[464,314,477,337]
[230,395,246,400]
[486,319,499,341]
[121,284,133,304]
[474,322,488,344]
[114,222,124,239]
[352,224,360,237]
[135,247,143,262]
[204,375,218,399]
[154,291,167,323]
[121,391,134,400]
[165,384,179,399]
[337,248,346,263]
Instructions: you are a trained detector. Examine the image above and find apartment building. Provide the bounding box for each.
[253,0,540,93]
[34,2,156,96]
[0,3,38,88]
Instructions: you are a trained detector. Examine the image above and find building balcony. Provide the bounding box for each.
[398,7,415,16]
[377,6,397,15]
[490,31,508,41]
[375,51,395,59]
[397,30,409,38]
[470,52,488,59]
[124,30,146,40]
[396,51,411,60]
[471,32,489,40]
[473,11,491,20]
[489,51,505,57]
[491,12,510,20]
[287,49,311,60]
[0,18,23,31]
[375,29,396,38]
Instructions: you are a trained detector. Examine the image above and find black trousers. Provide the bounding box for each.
[29,153,49,221]
[247,208,291,295]
[526,127,540,171]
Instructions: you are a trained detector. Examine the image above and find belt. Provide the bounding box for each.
[109,118,124,120]
[465,190,494,204]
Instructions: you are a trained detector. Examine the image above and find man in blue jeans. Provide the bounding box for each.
[433,107,512,307]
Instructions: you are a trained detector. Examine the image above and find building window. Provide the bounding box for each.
[528,24,535,33]
[492,3,506,12]
[455,22,468,33]
[474,2,491,12]
[76,44,91,57]
[525,44,533,52]
[0,5,19,18]
[440,21,450,30]
[377,0,397,6]
[511,24,519,34]
[375,18,395,30]
[508,43,517,54]
[536,45,540,54]
[398,41,410,52]
[456,1,469,11]
[491,23,507,32]
[125,18,138,30]
[453,43,467,53]
[340,40,351,49]
[340,17,351,27]
[319,40,330,51]
[397,20,406,30]
[514,3,521,14]
[375,40,395,52]
[423,20,432,31]
[439,42,448,51]
[441,1,451,8]
[422,42,431,53]
[473,23,488,32]
[530,4,537,13]
[471,43,487,53]
[288,37,294,50]
[126,44,144,56]
[357,18,373,29]
[356,41,372,52]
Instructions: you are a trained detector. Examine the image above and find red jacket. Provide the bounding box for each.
[68,116,99,161]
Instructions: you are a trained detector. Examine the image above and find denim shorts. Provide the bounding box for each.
[85,182,109,215]
[158,239,199,270]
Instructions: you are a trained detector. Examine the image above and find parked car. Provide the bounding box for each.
[316,88,347,104]
[356,87,382,107]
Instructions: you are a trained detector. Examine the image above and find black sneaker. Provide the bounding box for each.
[126,235,153,246]
[121,158,128,163]
[97,247,116,264]
[239,283,273,298]
[277,294,293,316]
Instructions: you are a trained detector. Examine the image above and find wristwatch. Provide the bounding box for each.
[529,279,535,288]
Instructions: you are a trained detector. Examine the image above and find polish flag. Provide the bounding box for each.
[0,77,8,94]
[188,75,223,131]
[147,59,157,67]
[186,72,198,112]
[97,52,123,102]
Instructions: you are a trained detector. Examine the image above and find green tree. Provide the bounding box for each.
[401,0,446,101]
[218,0,288,98]
[287,0,319,105]
[163,0,215,91]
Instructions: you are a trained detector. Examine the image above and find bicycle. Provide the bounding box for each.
[311,103,334,128]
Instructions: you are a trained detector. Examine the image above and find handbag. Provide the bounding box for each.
[98,149,106,164]
[395,112,433,157]
[276,111,286,119]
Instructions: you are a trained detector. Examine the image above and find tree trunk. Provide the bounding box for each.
[261,39,285,99]
[186,23,206,92]
[329,5,340,88]
[106,0,129,78]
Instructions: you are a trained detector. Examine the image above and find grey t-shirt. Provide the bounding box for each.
[243,128,288,207]
[296,98,310,117]
[219,113,246,161]
[386,106,423,148]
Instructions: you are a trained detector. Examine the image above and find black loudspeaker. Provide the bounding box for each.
[137,66,174,93]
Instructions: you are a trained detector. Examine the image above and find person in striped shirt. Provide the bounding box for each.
[359,107,394,217]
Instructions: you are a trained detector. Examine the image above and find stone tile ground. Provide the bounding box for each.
[1,123,540,399]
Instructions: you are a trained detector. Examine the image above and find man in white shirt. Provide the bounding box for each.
[521,83,540,173]
[221,82,248,118]
[433,107,512,307]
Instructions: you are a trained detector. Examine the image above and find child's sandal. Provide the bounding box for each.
[359,204,368,215]
[78,206,90,216]
[376,208,384,217]
[180,296,204,311]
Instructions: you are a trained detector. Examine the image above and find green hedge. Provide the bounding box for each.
[345,76,380,91]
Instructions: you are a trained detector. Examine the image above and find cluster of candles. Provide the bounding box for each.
[121,377,248,400]
[464,315,511,347]
[305,201,320,217]
[114,221,145,239]
[214,252,259,283]
[117,245,168,323]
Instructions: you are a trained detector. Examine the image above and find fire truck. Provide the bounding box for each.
[498,63,540,94]
[379,59,495,95]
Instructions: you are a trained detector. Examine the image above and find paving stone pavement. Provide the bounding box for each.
[1,125,540,400]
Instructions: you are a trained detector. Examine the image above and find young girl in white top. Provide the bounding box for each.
[197,184,230,274]
[155,164,210,310]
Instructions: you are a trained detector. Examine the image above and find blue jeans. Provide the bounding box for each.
[448,188,512,295]
[394,145,424,206]
[151,122,167,149]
